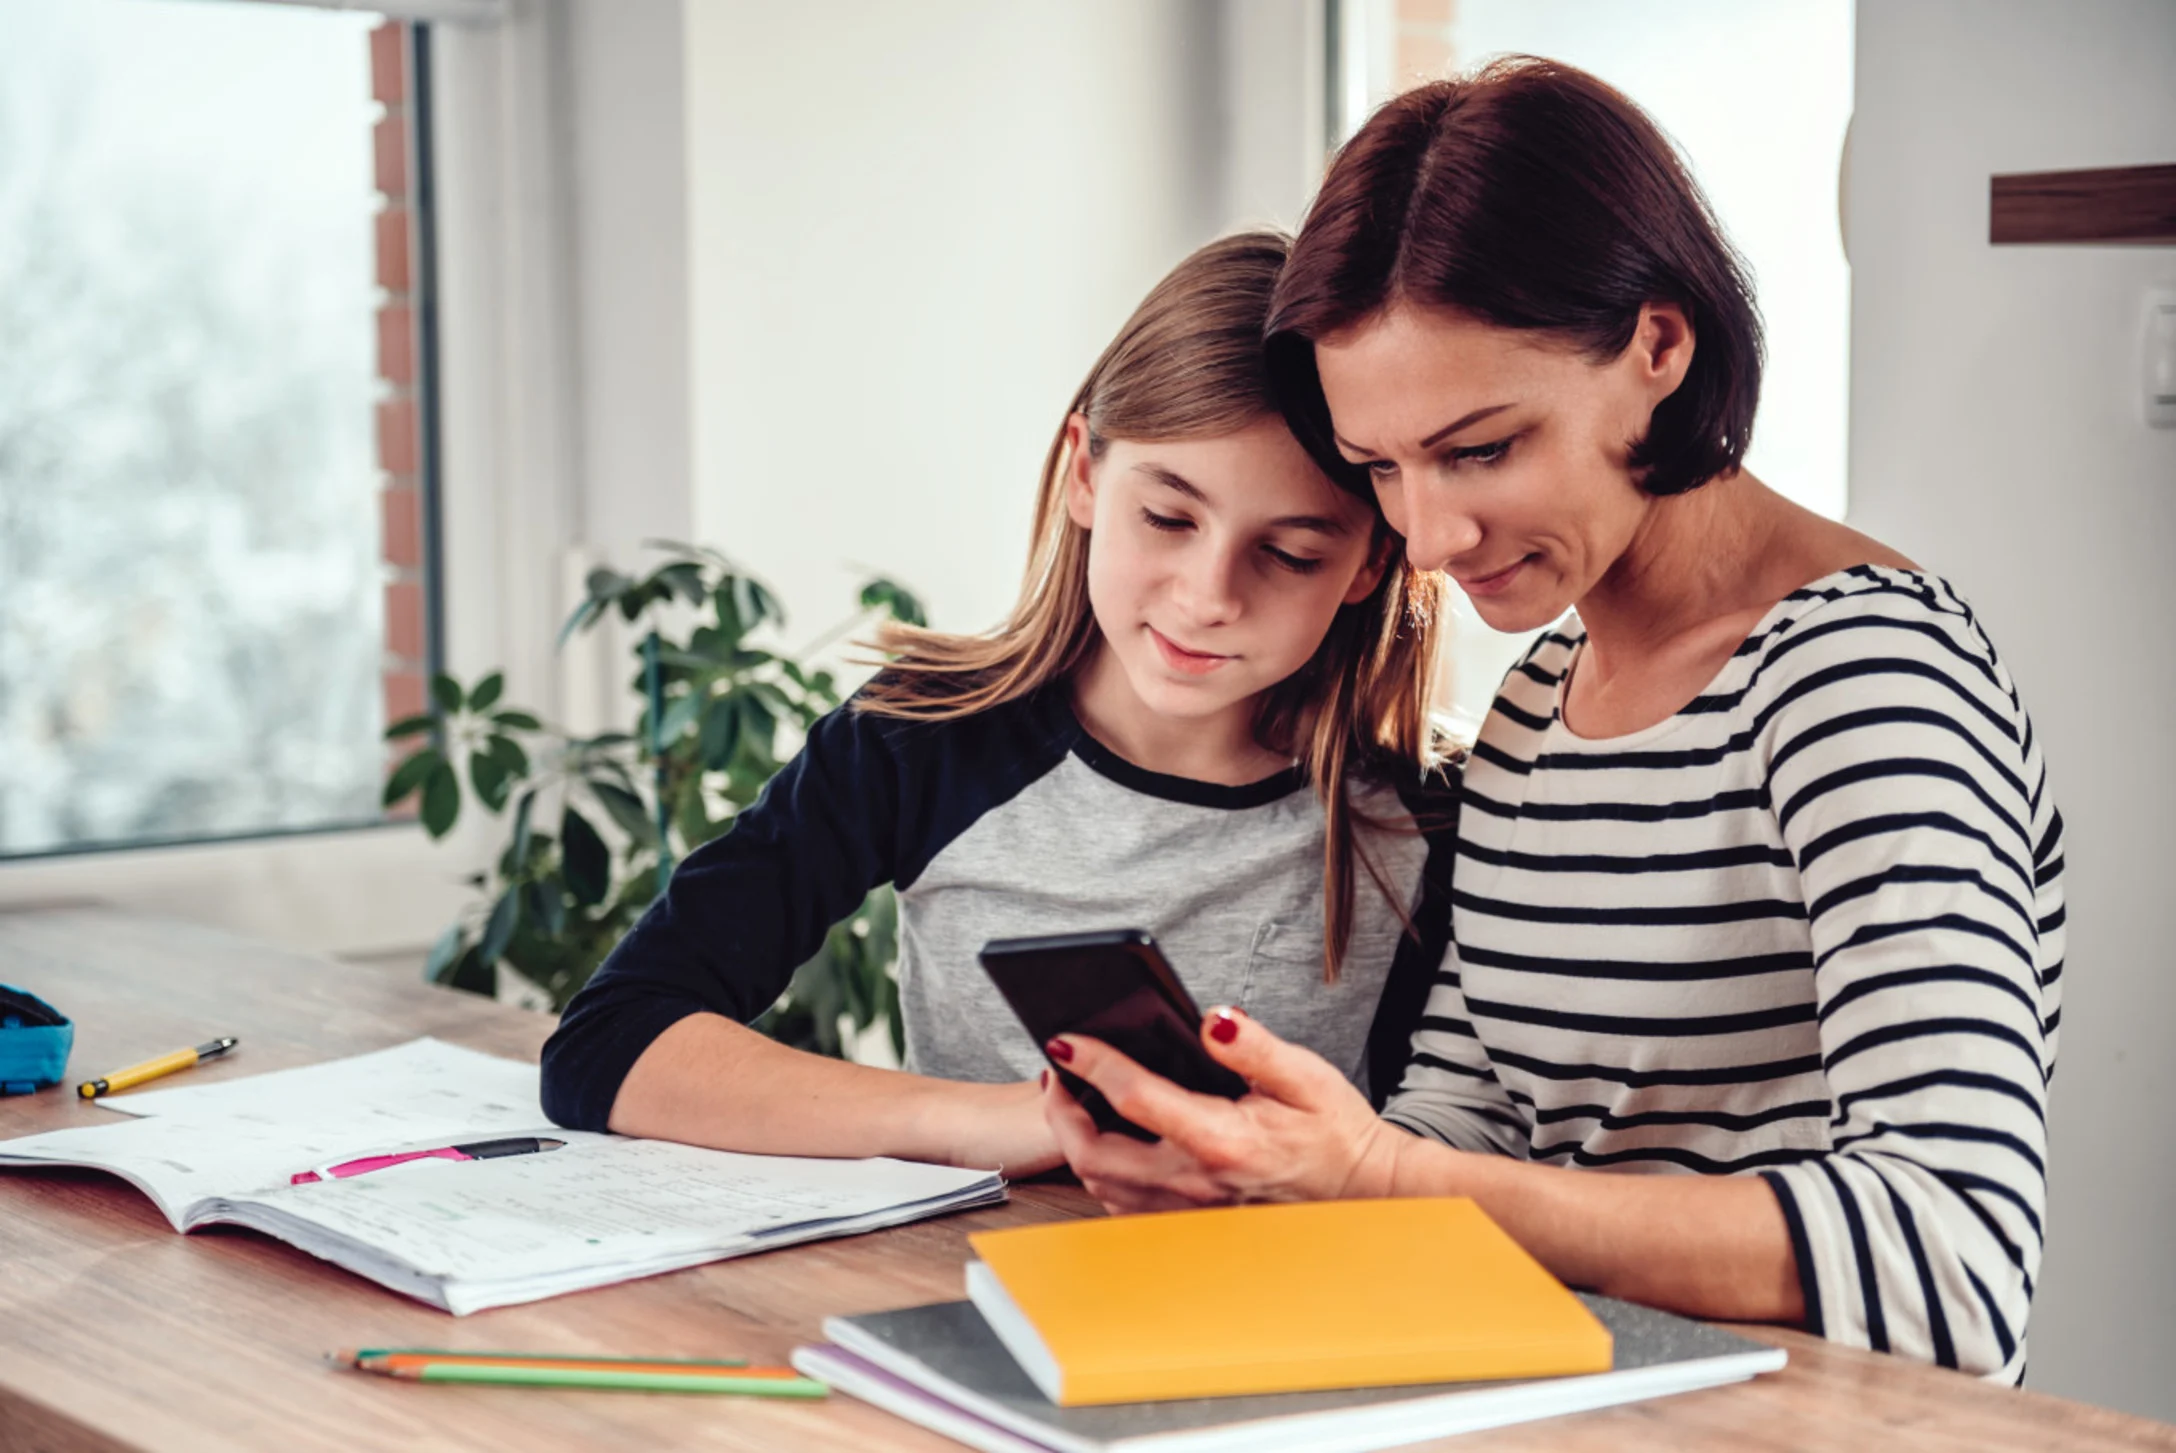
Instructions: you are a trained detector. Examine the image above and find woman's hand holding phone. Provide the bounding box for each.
[1039,1006,1412,1213]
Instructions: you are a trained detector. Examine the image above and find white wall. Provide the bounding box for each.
[682,0,1319,649]
[1847,0,2176,1419]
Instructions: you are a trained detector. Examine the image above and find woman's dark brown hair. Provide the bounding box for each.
[857,230,1450,982]
[1268,56,1764,497]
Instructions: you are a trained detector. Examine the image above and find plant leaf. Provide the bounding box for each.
[659,560,706,604]
[736,690,778,758]
[711,584,745,644]
[492,709,543,731]
[423,923,467,982]
[469,748,514,813]
[478,886,521,966]
[430,673,465,715]
[384,712,438,742]
[860,577,927,626]
[421,759,461,838]
[524,878,568,937]
[469,671,505,712]
[557,596,605,648]
[591,780,655,843]
[698,697,742,771]
[383,747,443,808]
[447,947,496,996]
[656,690,704,746]
[731,575,765,632]
[486,733,530,779]
[585,566,635,601]
[562,805,610,906]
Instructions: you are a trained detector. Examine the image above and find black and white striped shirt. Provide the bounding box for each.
[1384,566,2064,1382]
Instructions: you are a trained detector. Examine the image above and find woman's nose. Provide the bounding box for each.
[1395,486,1484,572]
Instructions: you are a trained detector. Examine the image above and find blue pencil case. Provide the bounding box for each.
[0,985,73,1095]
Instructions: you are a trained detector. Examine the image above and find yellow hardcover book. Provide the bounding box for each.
[965,1198,1612,1406]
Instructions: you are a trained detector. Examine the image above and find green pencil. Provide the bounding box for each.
[363,1363,828,1397]
[340,1347,752,1369]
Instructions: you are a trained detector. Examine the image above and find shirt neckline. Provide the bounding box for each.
[1548,564,1935,749]
[1050,694,1307,810]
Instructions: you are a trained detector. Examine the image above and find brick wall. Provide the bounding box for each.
[1394,0,1459,89]
[371,21,429,747]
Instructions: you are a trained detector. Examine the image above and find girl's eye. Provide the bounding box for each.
[1448,437,1514,468]
[1264,546,1325,576]
[1140,508,1192,533]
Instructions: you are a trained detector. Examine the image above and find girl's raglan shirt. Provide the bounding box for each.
[541,684,1456,1135]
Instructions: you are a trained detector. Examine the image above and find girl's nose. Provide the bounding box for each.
[1173,548,1244,626]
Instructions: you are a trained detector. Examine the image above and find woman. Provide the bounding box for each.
[1042,59,2063,1384]
[539,233,1458,1178]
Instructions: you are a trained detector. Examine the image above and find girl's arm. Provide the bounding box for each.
[611,1013,1057,1173]
[1040,1014,1800,1323]
[540,698,1061,1175]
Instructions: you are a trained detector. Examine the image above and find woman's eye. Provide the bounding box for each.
[1140,508,1191,533]
[1363,460,1398,481]
[1265,546,1325,576]
[1449,437,1514,468]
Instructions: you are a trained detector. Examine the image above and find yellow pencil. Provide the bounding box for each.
[78,1037,238,1098]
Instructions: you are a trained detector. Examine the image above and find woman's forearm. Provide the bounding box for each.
[607,1012,1041,1169]
[1370,1133,1803,1324]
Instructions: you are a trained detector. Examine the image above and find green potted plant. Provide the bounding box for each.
[384,542,924,1060]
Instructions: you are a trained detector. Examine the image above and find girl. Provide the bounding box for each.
[540,232,1459,1177]
[1046,60,2063,1383]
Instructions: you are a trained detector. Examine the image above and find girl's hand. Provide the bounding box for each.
[952,1078,1068,1179]
[1038,1008,1408,1212]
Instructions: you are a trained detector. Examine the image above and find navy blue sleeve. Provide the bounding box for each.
[538,699,904,1131]
[1365,758,1463,1110]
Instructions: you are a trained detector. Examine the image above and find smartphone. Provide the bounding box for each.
[979,928,1249,1141]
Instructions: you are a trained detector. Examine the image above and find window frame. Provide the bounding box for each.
[0,2,575,960]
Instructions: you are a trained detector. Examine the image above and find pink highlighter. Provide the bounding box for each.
[290,1136,565,1185]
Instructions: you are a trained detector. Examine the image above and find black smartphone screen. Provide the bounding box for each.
[979,929,1249,1141]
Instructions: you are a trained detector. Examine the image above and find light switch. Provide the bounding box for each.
[2147,286,2176,429]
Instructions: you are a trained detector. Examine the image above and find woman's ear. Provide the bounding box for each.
[1632,301,1696,407]
[1340,528,1396,605]
[1062,413,1097,531]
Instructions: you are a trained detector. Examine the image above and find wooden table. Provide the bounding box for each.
[1,906,2170,1452]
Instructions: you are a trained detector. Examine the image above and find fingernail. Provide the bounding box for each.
[1039,1068,1050,1089]
[1209,1010,1240,1045]
[1045,1037,1074,1064]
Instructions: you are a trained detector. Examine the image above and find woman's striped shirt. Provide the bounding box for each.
[1382,565,2065,1382]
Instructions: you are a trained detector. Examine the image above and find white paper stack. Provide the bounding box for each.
[0,1038,1005,1314]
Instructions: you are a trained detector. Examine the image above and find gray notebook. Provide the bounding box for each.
[792,1292,1787,1453]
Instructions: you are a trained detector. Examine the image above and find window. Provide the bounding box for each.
[0,1,435,856]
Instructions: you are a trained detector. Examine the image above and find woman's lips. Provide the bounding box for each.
[1148,626,1232,676]
[1457,554,1534,598]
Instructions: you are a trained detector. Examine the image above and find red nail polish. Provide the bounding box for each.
[1039,1068,1050,1089]
[1209,1011,1239,1044]
[1046,1037,1074,1064]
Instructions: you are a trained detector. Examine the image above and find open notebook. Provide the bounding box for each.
[0,1038,1004,1314]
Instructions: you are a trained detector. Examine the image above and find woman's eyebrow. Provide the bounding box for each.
[1134,463,1352,535]
[1334,402,1517,457]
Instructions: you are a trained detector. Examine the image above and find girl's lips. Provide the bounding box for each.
[1148,626,1232,676]
[1457,554,1534,598]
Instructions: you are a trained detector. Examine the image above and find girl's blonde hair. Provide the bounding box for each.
[857,230,1450,981]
